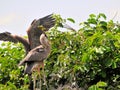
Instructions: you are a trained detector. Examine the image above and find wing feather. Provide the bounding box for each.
[0,32,30,53]
[0,32,18,43]
[40,14,56,29]
[36,14,56,31]
[18,45,47,66]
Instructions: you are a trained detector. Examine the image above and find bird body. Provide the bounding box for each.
[18,34,51,74]
[0,14,54,75]
[0,14,55,89]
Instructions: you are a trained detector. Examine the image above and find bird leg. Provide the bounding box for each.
[38,63,42,90]
[31,62,48,90]
[33,62,43,89]
[32,62,43,90]
[37,62,48,90]
[41,62,49,90]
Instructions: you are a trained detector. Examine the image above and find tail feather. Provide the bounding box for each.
[24,62,34,74]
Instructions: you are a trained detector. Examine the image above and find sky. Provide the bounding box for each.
[0,0,120,35]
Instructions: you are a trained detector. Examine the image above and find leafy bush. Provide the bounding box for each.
[0,42,29,89]
[0,13,120,90]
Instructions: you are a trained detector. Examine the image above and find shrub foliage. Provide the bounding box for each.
[0,13,120,90]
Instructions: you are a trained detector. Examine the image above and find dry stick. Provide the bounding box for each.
[63,23,76,31]
[37,67,48,90]
[33,73,36,90]
[28,74,34,90]
[111,11,118,20]
[39,73,42,90]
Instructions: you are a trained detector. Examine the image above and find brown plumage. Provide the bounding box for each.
[18,33,51,74]
[27,14,55,49]
[0,32,30,54]
[0,14,55,75]
[0,14,55,89]
[0,14,55,54]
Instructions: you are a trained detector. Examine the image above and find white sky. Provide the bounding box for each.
[0,0,120,35]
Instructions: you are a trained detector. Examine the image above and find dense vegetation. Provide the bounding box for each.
[0,13,120,90]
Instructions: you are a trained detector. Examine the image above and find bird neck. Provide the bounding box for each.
[40,34,50,49]
[41,39,50,49]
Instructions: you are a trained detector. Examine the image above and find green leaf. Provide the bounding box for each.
[7,81,17,89]
[89,14,96,18]
[97,81,107,87]
[88,85,102,90]
[87,18,97,24]
[101,71,106,78]
[97,13,106,20]
[82,53,89,62]
[112,62,117,69]
[67,18,75,23]
[100,21,107,27]
[105,59,112,67]
[58,23,63,27]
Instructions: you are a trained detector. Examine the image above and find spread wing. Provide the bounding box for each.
[39,14,55,29]
[0,32,18,42]
[0,32,30,53]
[32,14,56,31]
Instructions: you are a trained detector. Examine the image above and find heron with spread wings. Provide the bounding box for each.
[0,14,55,74]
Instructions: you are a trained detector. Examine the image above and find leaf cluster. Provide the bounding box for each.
[0,13,120,90]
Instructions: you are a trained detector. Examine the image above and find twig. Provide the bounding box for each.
[111,11,118,20]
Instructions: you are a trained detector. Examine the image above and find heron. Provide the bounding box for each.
[18,33,50,89]
[0,14,55,74]
[0,14,55,89]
